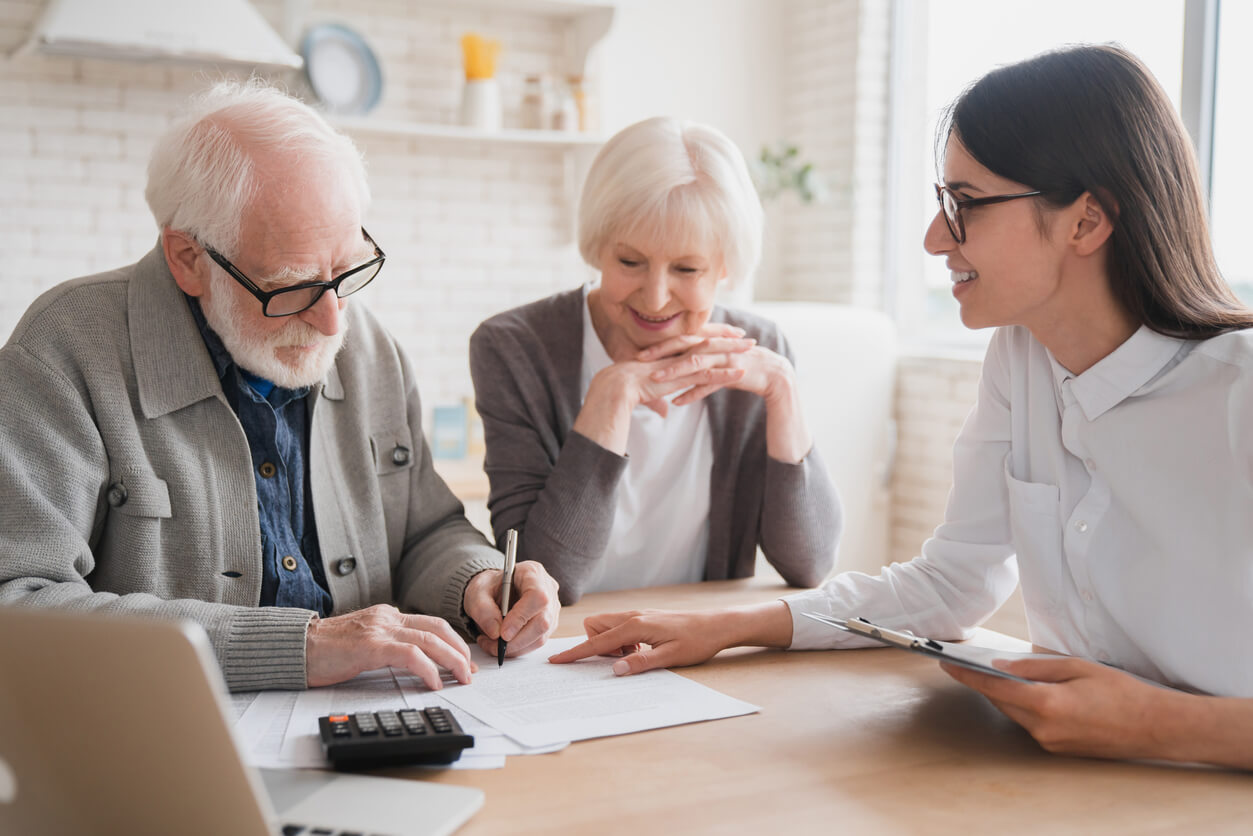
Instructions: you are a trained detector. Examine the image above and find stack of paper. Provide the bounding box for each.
[230,635,758,771]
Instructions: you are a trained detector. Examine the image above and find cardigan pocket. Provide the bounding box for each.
[369,426,417,476]
[97,468,174,594]
[106,469,172,518]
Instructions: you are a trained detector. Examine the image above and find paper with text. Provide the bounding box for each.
[436,635,759,748]
[231,667,565,770]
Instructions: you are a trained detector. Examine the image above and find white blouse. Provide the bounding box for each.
[785,324,1253,697]
[577,285,714,594]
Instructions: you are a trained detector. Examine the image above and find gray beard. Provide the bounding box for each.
[201,268,349,389]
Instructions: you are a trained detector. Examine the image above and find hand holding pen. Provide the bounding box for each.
[497,529,517,666]
[460,529,559,661]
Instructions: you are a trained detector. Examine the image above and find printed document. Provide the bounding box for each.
[232,667,561,770]
[437,635,759,748]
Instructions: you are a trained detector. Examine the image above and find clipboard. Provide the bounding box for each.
[802,613,1041,684]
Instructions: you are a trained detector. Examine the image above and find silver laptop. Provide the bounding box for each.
[0,606,484,836]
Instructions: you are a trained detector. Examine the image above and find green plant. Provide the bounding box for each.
[752,143,827,204]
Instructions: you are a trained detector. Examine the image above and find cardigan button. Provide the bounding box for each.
[335,557,357,577]
[392,445,411,465]
[106,482,128,507]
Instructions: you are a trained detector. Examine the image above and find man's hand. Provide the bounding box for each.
[463,560,560,658]
[941,655,1188,761]
[305,604,475,690]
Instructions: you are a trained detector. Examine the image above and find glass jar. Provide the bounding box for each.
[566,75,588,132]
[550,78,579,132]
[521,74,549,131]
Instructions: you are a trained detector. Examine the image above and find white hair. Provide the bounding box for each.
[577,116,763,286]
[145,79,370,257]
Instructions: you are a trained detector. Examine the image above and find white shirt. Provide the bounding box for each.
[786,324,1253,697]
[578,284,713,594]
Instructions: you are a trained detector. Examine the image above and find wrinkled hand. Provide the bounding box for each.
[638,330,796,409]
[597,323,756,418]
[547,609,735,675]
[575,324,755,454]
[464,560,560,658]
[306,604,475,690]
[941,655,1183,761]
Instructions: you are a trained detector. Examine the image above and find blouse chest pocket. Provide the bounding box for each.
[1002,456,1063,614]
[370,426,416,477]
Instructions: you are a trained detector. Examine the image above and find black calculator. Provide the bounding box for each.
[317,706,474,770]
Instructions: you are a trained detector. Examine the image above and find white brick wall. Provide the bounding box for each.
[0,0,590,416]
[888,353,982,563]
[769,0,890,308]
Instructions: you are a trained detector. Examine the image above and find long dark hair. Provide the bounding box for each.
[941,43,1253,339]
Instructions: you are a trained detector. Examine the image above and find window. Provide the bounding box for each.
[886,0,1189,346]
[1210,1,1253,302]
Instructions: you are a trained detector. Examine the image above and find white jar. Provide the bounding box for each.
[461,78,502,131]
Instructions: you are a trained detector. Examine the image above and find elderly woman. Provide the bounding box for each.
[469,117,841,605]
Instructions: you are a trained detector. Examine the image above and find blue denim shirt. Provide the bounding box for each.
[187,298,332,616]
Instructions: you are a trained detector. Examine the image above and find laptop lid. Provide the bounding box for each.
[0,606,483,836]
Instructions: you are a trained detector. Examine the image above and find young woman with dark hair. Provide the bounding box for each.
[550,44,1253,770]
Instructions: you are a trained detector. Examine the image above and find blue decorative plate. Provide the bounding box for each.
[301,23,383,115]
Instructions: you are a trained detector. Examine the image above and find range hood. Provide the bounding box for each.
[16,0,303,71]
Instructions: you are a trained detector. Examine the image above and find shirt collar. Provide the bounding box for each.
[1047,325,1187,421]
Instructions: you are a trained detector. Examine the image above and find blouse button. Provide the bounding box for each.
[1074,520,1089,533]
[259,462,277,479]
[392,445,411,466]
[281,555,298,572]
[335,557,357,576]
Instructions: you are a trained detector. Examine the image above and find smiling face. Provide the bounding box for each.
[587,231,727,360]
[924,135,1071,332]
[198,158,372,388]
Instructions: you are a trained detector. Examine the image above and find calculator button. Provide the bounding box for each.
[328,715,349,723]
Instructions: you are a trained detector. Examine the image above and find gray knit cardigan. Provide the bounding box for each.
[469,287,841,604]
[0,247,503,690]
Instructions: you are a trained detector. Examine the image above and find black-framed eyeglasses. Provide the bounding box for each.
[934,184,1042,245]
[204,227,386,317]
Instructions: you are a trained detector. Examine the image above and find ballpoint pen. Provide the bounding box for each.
[498,528,517,666]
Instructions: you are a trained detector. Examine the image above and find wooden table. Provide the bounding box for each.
[410,578,1252,835]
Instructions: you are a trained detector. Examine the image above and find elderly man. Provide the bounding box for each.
[0,81,559,692]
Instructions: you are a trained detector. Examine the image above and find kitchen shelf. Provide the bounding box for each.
[331,116,605,147]
[282,0,614,79]
[411,0,614,15]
